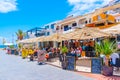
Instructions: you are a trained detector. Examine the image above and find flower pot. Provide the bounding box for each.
[102,66,113,76]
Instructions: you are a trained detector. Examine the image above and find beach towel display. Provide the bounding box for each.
[24,49,28,57]
[38,50,46,64]
[28,49,34,55]
[22,49,26,59]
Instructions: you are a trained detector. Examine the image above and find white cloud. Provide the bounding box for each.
[0,0,18,13]
[67,0,111,16]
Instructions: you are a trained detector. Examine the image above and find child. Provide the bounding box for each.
[30,54,34,61]
[45,53,49,61]
[34,48,38,60]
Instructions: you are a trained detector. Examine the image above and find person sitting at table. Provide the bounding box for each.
[75,47,81,57]
[85,44,94,57]
[71,48,76,56]
[29,48,34,61]
[85,44,89,57]
[110,52,119,70]
[33,48,38,60]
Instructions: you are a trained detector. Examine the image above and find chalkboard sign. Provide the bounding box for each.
[66,56,75,70]
[91,58,102,74]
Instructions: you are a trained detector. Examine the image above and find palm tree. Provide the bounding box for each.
[95,39,117,76]
[16,29,26,40]
[95,39,116,66]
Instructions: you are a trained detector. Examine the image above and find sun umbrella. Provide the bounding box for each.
[44,33,62,42]
[4,43,13,46]
[101,24,120,35]
[61,27,110,40]
[37,36,46,42]
[60,29,80,40]
[74,27,110,40]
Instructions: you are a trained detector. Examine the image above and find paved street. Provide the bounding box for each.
[0,50,94,80]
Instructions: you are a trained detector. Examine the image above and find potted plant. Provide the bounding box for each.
[61,45,68,54]
[95,39,116,76]
[60,45,68,69]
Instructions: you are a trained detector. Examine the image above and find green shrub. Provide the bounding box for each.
[95,39,116,56]
[61,46,68,54]
[10,45,14,49]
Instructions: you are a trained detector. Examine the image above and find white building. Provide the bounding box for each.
[105,0,120,23]
[44,21,61,36]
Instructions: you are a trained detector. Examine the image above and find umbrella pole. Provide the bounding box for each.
[59,40,62,54]
[115,35,118,51]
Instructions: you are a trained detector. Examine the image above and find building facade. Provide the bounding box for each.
[55,3,120,32]
[26,27,46,39]
[103,0,120,23]
[44,21,59,36]
[86,13,115,28]
[55,15,90,34]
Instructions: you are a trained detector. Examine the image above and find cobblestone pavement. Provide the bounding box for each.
[0,50,94,80]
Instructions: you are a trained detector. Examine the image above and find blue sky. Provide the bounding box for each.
[0,0,111,44]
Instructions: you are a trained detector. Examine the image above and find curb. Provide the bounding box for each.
[45,62,61,68]
[45,62,79,72]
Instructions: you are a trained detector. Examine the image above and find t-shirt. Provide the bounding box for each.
[29,49,34,55]
[110,53,119,65]
[75,50,80,54]
[6,47,10,50]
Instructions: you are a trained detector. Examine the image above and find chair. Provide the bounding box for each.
[115,58,120,67]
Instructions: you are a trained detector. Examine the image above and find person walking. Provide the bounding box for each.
[33,48,38,60]
[29,48,34,61]
[6,46,11,54]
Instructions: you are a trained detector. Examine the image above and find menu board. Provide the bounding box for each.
[66,56,75,70]
[91,58,102,74]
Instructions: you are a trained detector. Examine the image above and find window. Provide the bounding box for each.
[98,15,101,20]
[106,14,108,18]
[56,26,59,30]
[89,19,91,23]
[69,27,71,29]
[45,25,49,29]
[64,25,69,31]
[51,24,54,29]
[95,23,104,27]
[117,35,120,41]
[72,23,77,27]
[104,11,108,14]
[47,32,50,36]
[85,21,87,24]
